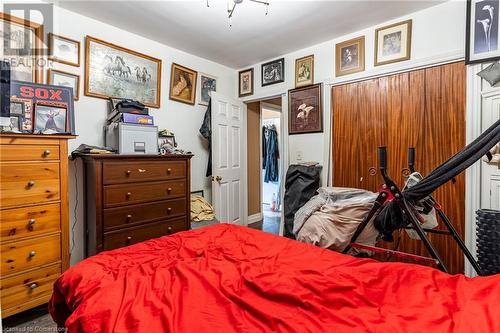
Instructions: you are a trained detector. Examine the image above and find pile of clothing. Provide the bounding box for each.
[293,187,379,252]
[191,195,215,222]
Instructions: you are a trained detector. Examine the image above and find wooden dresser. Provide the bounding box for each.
[0,134,74,318]
[81,154,193,256]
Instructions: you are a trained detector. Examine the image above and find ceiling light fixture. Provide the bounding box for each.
[206,0,270,27]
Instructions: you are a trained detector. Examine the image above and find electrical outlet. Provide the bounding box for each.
[296,150,303,161]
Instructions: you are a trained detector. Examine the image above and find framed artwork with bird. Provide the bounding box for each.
[288,83,323,135]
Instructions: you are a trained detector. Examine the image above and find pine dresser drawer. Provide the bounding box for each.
[1,234,61,276]
[0,162,60,208]
[103,218,186,251]
[0,264,60,313]
[103,160,186,185]
[103,198,187,231]
[0,203,61,242]
[0,144,59,161]
[103,180,186,207]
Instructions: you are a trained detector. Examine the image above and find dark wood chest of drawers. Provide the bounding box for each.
[81,154,193,256]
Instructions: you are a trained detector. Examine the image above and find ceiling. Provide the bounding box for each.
[56,0,445,69]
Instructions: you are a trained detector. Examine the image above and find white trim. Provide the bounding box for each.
[248,213,264,224]
[327,50,464,87]
[322,83,332,186]
[279,94,289,237]
[464,64,483,277]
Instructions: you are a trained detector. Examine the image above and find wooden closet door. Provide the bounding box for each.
[332,62,466,274]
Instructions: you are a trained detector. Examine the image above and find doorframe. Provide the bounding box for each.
[244,93,288,236]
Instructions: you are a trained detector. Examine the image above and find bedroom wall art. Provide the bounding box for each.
[288,83,323,135]
[238,68,254,97]
[261,58,284,86]
[48,69,80,100]
[374,19,412,66]
[48,33,80,67]
[295,55,314,87]
[466,0,500,64]
[335,36,365,77]
[198,73,217,106]
[169,63,197,105]
[85,36,162,108]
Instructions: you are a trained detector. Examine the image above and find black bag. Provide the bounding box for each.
[283,164,322,239]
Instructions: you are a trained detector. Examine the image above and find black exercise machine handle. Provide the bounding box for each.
[408,147,416,173]
[378,146,387,171]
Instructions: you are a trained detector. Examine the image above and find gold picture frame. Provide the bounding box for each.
[48,33,81,67]
[295,55,314,87]
[374,19,412,66]
[85,36,162,108]
[335,36,365,77]
[0,12,43,83]
[48,69,80,101]
[169,63,197,105]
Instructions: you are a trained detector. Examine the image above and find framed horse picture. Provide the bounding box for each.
[85,36,162,108]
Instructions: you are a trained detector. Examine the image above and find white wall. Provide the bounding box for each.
[47,6,236,264]
[239,1,465,185]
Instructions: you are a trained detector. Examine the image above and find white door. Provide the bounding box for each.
[481,90,500,210]
[211,93,247,225]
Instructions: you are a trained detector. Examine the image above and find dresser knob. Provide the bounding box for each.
[29,283,39,290]
[27,180,35,188]
[126,170,132,176]
[28,219,36,226]
[126,236,132,241]
[167,188,172,193]
[126,214,132,221]
[167,207,172,214]
[126,192,132,198]
[167,168,172,173]
[42,149,51,157]
[29,250,36,257]
[167,226,173,234]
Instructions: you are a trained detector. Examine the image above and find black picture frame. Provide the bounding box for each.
[466,0,500,64]
[261,58,285,87]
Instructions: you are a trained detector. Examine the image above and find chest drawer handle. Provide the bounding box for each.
[29,283,39,290]
[27,219,36,231]
[26,180,35,188]
[126,170,132,176]
[126,214,132,221]
[29,251,36,258]
[167,188,172,193]
[167,226,173,234]
[126,192,132,198]
[126,236,132,242]
[42,150,51,157]
[167,168,172,174]
[167,207,172,214]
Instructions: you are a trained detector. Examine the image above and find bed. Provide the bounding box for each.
[50,224,500,332]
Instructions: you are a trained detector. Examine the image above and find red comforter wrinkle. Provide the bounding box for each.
[49,224,500,332]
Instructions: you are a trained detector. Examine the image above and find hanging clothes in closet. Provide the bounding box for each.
[262,124,279,182]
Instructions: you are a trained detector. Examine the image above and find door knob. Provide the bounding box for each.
[212,175,223,183]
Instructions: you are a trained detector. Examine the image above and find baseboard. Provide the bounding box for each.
[248,212,263,224]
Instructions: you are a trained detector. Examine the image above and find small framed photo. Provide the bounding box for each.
[10,98,33,132]
[375,19,412,66]
[47,69,80,101]
[169,63,197,105]
[238,68,254,97]
[159,135,176,149]
[336,36,365,77]
[295,55,314,87]
[48,33,81,67]
[1,115,21,133]
[262,58,285,86]
[198,73,217,106]
[466,0,500,64]
[34,103,68,134]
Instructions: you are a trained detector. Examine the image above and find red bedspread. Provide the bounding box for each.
[50,224,500,332]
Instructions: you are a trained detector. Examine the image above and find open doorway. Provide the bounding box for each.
[246,96,284,235]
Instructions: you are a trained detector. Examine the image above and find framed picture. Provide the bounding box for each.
[34,103,68,134]
[466,0,500,64]
[0,13,43,83]
[374,19,412,66]
[48,69,80,101]
[10,97,33,132]
[238,68,254,97]
[48,33,80,67]
[295,55,314,87]
[85,36,162,108]
[336,36,365,77]
[169,63,197,105]
[198,73,217,106]
[262,58,285,86]
[0,115,22,133]
[288,83,323,135]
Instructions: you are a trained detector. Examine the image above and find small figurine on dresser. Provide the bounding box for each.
[159,128,191,155]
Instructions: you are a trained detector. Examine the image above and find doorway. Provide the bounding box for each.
[246,96,285,235]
